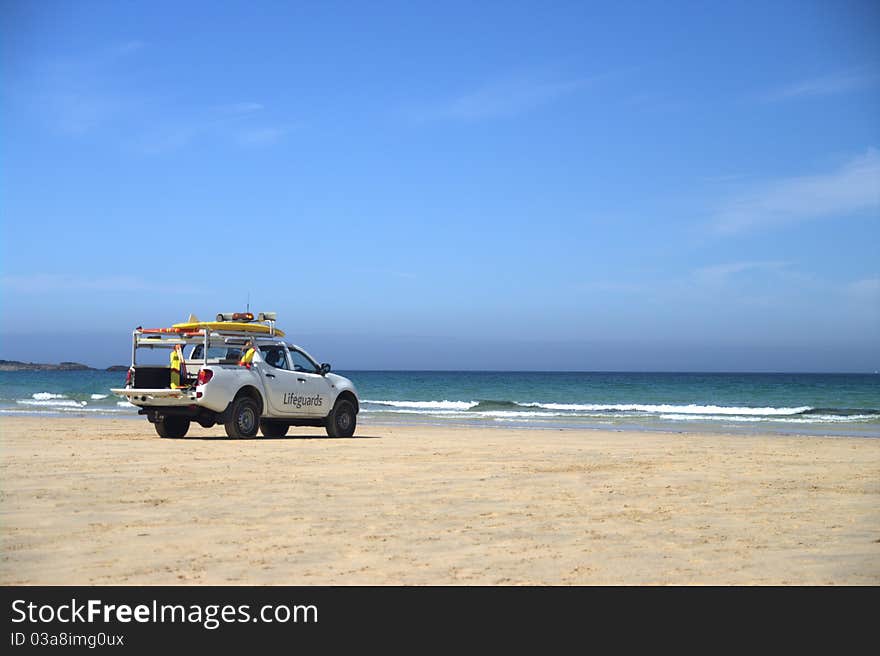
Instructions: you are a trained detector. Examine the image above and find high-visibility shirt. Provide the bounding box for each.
[170,346,185,388]
[239,348,256,367]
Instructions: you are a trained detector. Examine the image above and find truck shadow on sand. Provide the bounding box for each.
[170,434,383,441]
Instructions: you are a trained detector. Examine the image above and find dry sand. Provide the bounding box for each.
[1,416,878,585]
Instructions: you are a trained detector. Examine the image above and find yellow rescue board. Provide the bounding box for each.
[171,322,286,337]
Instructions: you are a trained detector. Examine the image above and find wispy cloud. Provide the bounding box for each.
[217,102,265,115]
[846,276,880,299]
[695,261,790,282]
[134,103,292,153]
[409,74,603,122]
[236,125,294,146]
[844,277,880,323]
[0,274,202,295]
[701,173,750,184]
[52,93,124,136]
[574,280,648,294]
[111,40,145,57]
[712,149,880,234]
[21,44,291,150]
[32,41,148,135]
[355,267,417,281]
[761,71,876,102]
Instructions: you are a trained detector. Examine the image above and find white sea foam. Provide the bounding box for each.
[90,394,109,400]
[117,401,136,408]
[522,402,814,415]
[491,416,614,425]
[479,410,562,418]
[17,399,87,408]
[362,399,477,410]
[32,392,68,401]
[361,408,471,416]
[362,406,643,420]
[660,413,878,424]
[362,399,815,417]
[1,407,132,415]
[351,397,879,427]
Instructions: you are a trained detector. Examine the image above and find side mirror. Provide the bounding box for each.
[320,363,331,375]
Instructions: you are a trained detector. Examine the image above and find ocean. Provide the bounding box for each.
[1,370,878,437]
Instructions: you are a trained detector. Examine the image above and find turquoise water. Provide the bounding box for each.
[1,370,878,437]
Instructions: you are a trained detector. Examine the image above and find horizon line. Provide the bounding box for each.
[2,364,877,376]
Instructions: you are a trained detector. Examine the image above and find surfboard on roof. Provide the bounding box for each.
[170,321,285,336]
[140,311,285,337]
[172,311,284,336]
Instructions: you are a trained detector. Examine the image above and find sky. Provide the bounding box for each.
[1,0,878,371]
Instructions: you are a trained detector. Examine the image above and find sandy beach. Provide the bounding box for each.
[1,416,878,585]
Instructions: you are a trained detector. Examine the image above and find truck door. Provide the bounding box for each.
[257,345,332,417]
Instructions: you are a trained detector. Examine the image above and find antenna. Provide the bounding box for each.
[246,292,250,313]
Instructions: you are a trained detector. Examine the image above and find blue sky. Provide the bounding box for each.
[1,1,878,370]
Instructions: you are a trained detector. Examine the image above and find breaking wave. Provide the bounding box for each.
[2,390,139,415]
[32,392,68,401]
[360,398,880,424]
[362,399,477,410]
[524,403,815,415]
[17,399,87,408]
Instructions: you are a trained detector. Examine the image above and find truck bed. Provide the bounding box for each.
[131,366,171,389]
[131,359,226,388]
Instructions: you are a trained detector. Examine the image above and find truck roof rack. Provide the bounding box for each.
[134,330,285,348]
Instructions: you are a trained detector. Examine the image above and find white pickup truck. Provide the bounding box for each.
[111,317,359,439]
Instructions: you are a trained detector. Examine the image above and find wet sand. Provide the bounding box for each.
[1,416,878,584]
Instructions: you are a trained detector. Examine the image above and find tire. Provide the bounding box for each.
[260,420,289,438]
[224,397,260,438]
[155,416,190,439]
[326,398,357,438]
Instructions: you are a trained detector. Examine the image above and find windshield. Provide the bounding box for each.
[288,347,318,373]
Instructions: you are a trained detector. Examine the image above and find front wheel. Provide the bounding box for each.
[225,397,260,438]
[326,398,357,438]
[155,416,190,439]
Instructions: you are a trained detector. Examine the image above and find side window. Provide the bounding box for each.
[289,349,317,373]
[260,346,289,370]
[189,345,241,362]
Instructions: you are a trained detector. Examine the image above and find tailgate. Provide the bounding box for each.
[111,388,196,403]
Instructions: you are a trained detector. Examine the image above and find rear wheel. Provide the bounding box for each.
[260,420,289,438]
[155,416,190,439]
[224,397,260,438]
[326,398,357,437]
